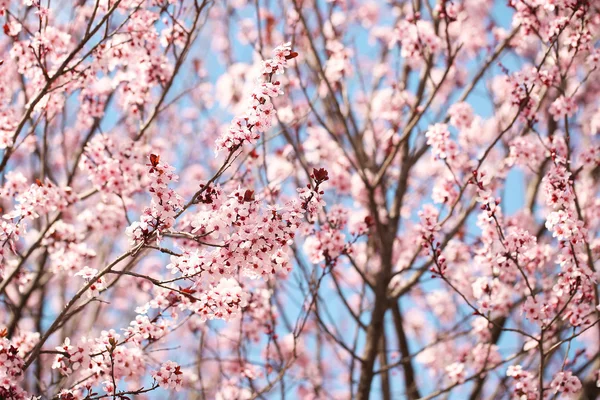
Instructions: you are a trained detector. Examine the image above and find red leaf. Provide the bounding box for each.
[149,154,160,167]
[285,51,299,60]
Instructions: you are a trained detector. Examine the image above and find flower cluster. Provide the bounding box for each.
[550,370,582,398]
[75,266,105,297]
[418,204,441,244]
[303,205,351,264]
[187,278,250,322]
[42,221,97,274]
[324,40,353,83]
[425,123,456,161]
[549,96,578,121]
[3,179,74,221]
[81,135,148,196]
[542,164,574,209]
[392,20,441,65]
[152,361,184,391]
[445,362,466,384]
[448,102,475,131]
[126,154,183,245]
[1,179,76,266]
[507,365,539,400]
[0,338,29,399]
[125,314,171,345]
[52,331,146,392]
[52,337,88,376]
[216,43,297,150]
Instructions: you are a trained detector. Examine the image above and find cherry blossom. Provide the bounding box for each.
[550,370,582,398]
[0,0,598,398]
[153,361,184,392]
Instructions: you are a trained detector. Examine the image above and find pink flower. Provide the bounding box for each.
[216,43,295,151]
[153,361,184,392]
[549,96,578,121]
[446,362,466,384]
[550,371,582,397]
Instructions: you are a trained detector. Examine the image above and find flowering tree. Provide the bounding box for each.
[0,0,599,398]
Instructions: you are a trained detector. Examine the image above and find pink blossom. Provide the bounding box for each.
[550,371,582,397]
[153,361,184,391]
[0,1,598,398]
[549,96,578,121]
